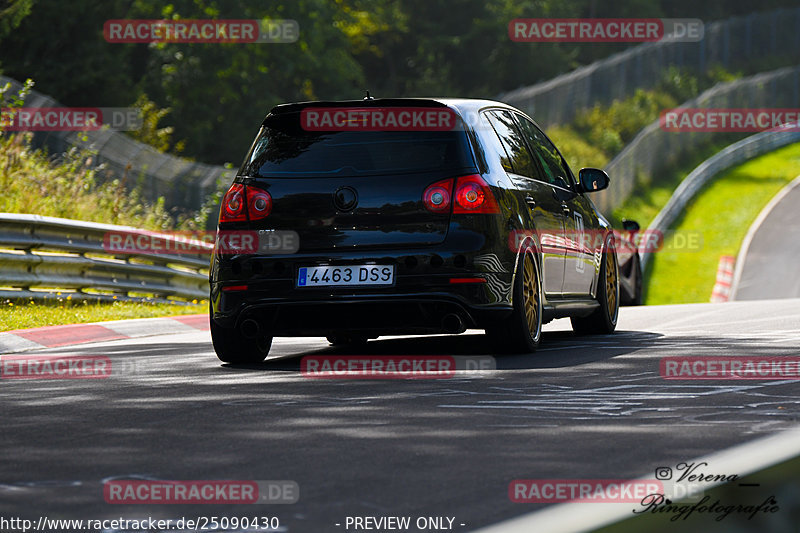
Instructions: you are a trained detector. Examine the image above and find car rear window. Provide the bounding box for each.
[239,110,475,178]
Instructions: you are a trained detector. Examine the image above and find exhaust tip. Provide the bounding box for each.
[240,318,261,339]
[442,313,466,334]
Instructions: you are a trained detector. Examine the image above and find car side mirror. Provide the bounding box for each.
[622,219,640,231]
[578,168,610,193]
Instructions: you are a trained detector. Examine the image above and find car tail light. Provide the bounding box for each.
[219,183,272,224]
[220,183,247,223]
[423,178,453,213]
[453,174,499,214]
[248,188,272,220]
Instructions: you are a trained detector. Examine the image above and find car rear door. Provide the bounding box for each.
[515,114,598,296]
[480,109,566,297]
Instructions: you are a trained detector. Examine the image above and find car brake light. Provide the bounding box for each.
[423,178,453,213]
[248,189,272,220]
[453,174,499,214]
[220,183,246,223]
[219,183,272,224]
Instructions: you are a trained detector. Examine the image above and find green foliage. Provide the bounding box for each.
[656,66,699,102]
[0,133,194,231]
[572,89,678,154]
[0,76,33,111]
[4,0,796,165]
[127,94,184,154]
[546,125,608,170]
[0,0,32,40]
[546,70,702,172]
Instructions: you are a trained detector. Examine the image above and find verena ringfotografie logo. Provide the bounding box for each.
[103,480,298,504]
[661,357,800,380]
[1,356,111,379]
[0,107,142,131]
[301,356,495,379]
[300,107,459,132]
[661,109,800,132]
[510,479,664,503]
[102,230,299,255]
[103,19,298,44]
[509,18,703,43]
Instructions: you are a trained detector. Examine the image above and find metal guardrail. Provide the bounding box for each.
[640,124,800,272]
[0,214,211,303]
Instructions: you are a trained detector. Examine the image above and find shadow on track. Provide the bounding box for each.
[221,329,665,373]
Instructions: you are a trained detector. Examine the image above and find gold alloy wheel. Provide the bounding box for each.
[523,254,540,336]
[605,245,618,318]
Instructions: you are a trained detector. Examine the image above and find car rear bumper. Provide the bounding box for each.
[213,293,513,336]
[211,267,514,336]
[209,228,520,335]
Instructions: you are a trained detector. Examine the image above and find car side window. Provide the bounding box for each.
[478,112,514,173]
[483,110,538,179]
[515,114,571,190]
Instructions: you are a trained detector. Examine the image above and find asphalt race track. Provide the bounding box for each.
[2,299,800,532]
[735,177,800,300]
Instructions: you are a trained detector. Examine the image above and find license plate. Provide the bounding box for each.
[297,265,394,287]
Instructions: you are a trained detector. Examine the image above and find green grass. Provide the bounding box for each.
[0,299,206,332]
[611,135,744,228]
[645,143,800,305]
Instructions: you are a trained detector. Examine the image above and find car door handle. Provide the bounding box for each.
[525,195,536,208]
[561,203,571,214]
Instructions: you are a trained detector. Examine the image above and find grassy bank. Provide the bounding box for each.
[0,299,206,332]
[0,133,208,231]
[644,143,800,304]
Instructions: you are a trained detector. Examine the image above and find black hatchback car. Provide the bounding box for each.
[209,98,619,363]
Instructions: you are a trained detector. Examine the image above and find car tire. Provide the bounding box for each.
[487,251,542,353]
[210,311,272,363]
[630,254,643,306]
[571,235,619,334]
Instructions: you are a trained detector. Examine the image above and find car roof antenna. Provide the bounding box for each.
[363,90,374,101]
